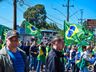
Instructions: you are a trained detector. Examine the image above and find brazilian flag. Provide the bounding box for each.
[64,21,93,46]
[79,27,93,41]
[77,26,93,46]
[25,21,41,37]
[64,21,83,45]
[65,24,79,39]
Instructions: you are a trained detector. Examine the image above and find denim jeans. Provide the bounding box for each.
[36,60,42,72]
[29,55,38,70]
[29,55,33,70]
[80,67,89,72]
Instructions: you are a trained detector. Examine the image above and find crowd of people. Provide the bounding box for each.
[0,30,96,72]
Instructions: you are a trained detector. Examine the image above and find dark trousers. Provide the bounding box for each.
[94,64,96,72]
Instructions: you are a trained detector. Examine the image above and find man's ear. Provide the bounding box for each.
[6,38,10,42]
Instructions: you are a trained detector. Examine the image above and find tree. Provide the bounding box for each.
[21,20,26,28]
[23,4,46,29]
[46,22,61,31]
[23,4,61,31]
[58,30,64,37]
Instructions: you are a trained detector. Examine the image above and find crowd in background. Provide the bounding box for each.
[19,37,51,72]
[0,30,96,72]
[19,36,96,72]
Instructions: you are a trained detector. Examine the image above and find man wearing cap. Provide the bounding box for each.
[0,30,29,72]
[45,36,65,72]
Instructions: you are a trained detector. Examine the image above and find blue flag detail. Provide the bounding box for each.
[70,26,75,30]
[67,30,73,37]
[67,26,76,37]
[31,26,36,31]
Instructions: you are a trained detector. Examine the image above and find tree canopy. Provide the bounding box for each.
[24,4,46,28]
[22,4,61,31]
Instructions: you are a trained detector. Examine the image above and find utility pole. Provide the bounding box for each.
[63,0,74,45]
[67,0,70,22]
[63,0,74,22]
[13,0,17,30]
[78,9,84,25]
[80,9,83,24]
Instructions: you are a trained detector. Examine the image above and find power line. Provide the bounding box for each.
[6,0,23,30]
[62,0,74,22]
[23,1,31,7]
[7,0,26,22]
[47,16,63,25]
[23,0,34,6]
[78,9,85,24]
[73,1,85,24]
[46,16,63,27]
[53,0,65,8]
[0,15,13,23]
[52,8,66,17]
[19,1,63,26]
[17,7,24,13]
[69,8,80,21]
[47,14,64,22]
[0,0,24,26]
[70,9,80,17]
[21,2,64,28]
[7,0,27,12]
[6,0,24,17]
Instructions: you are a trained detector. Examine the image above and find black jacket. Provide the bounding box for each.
[45,48,65,72]
[30,45,38,57]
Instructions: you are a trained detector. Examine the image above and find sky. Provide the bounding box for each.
[0,0,96,29]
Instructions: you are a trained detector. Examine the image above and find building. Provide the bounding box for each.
[41,30,57,37]
[84,19,96,45]
[41,30,58,44]
[85,19,96,30]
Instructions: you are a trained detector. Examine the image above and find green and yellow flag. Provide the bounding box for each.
[64,21,83,45]
[64,21,93,46]
[24,21,41,37]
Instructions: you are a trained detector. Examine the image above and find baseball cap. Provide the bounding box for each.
[6,30,19,39]
[51,36,63,44]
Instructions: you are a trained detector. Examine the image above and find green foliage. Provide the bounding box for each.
[0,25,11,46]
[45,22,61,30]
[58,30,64,37]
[24,4,46,29]
[23,4,61,31]
[21,20,25,28]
